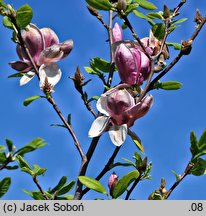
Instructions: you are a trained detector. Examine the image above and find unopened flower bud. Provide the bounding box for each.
[108,172,118,197]
[112,23,123,43]
[117,0,127,12]
[115,43,151,85]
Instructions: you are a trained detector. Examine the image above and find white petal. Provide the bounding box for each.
[88,116,110,138]
[108,124,127,146]
[20,71,35,86]
[96,95,109,116]
[39,63,62,89]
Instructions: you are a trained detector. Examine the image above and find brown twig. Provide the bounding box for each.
[125,173,142,200]
[47,95,85,159]
[81,95,97,117]
[87,6,109,31]
[148,16,206,92]
[33,176,49,200]
[119,12,152,61]
[81,146,121,197]
[106,10,115,89]
[165,162,194,199]
[73,137,100,200]
[0,159,11,171]
[137,61,155,102]
[154,19,170,60]
[173,0,187,17]
[190,17,206,41]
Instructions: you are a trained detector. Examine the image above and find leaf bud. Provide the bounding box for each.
[117,0,127,12]
[163,5,170,19]
[194,9,203,25]
[181,39,193,55]
[139,157,147,172]
[87,5,99,17]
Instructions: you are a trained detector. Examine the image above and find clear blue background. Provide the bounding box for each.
[0,0,206,200]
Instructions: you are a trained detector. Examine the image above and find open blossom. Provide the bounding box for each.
[9,24,73,91]
[88,85,153,146]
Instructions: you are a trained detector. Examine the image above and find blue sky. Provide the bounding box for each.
[0,0,206,200]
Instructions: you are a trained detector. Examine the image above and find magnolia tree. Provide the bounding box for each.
[0,0,206,200]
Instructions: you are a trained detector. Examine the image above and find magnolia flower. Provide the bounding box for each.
[112,24,164,86]
[10,24,73,91]
[115,43,151,86]
[112,24,152,86]
[88,86,153,146]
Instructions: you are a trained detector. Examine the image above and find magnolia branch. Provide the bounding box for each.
[148,16,206,92]
[0,157,12,171]
[125,173,142,200]
[106,10,115,89]
[33,176,49,200]
[47,96,85,159]
[74,10,117,200]
[81,146,121,196]
[165,162,194,199]
[10,17,85,161]
[173,0,187,17]
[73,137,100,200]
[87,6,109,31]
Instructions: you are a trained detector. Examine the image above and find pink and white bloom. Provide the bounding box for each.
[10,24,73,91]
[88,86,153,146]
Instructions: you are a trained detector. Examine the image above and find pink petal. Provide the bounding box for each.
[38,45,64,65]
[40,28,59,48]
[139,50,151,83]
[115,44,141,85]
[17,25,44,64]
[125,94,154,127]
[106,89,135,116]
[9,61,32,72]
[38,40,73,65]
[59,40,74,58]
